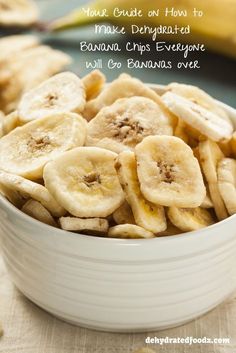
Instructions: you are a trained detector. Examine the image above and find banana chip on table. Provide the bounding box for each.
[43,147,124,218]
[108,224,154,239]
[115,150,166,233]
[135,135,206,208]
[0,113,87,180]
[218,158,236,215]
[18,72,86,123]
[0,0,38,27]
[86,96,173,153]
[199,140,228,220]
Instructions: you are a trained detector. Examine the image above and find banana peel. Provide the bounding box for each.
[49,0,236,60]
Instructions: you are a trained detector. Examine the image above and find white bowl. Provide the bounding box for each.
[0,84,236,333]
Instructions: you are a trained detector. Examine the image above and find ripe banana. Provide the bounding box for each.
[112,201,135,225]
[115,150,166,233]
[86,96,173,153]
[0,170,65,217]
[108,224,154,239]
[22,199,58,227]
[49,0,236,59]
[43,147,124,218]
[199,140,228,220]
[0,0,38,27]
[167,207,214,232]
[82,69,106,101]
[135,135,206,207]
[18,72,86,123]
[218,158,236,215]
[0,113,87,180]
[162,92,233,142]
[59,217,109,234]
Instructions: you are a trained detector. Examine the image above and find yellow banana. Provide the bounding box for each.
[49,0,236,59]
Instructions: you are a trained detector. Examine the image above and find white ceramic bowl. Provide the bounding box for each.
[0,85,236,333]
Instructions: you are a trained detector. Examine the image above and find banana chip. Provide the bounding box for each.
[108,224,154,239]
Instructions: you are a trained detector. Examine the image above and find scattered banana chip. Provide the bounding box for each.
[0,113,87,180]
[168,207,214,232]
[0,0,39,27]
[218,158,236,215]
[0,35,38,64]
[113,201,135,225]
[199,140,228,220]
[82,69,106,101]
[44,147,124,218]
[22,199,58,227]
[115,150,166,233]
[135,135,206,207]
[0,170,65,217]
[83,74,175,124]
[108,224,154,239]
[59,217,109,234]
[18,72,86,123]
[162,92,233,142]
[86,96,173,153]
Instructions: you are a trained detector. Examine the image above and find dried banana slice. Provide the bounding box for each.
[0,182,25,208]
[135,135,206,208]
[87,96,173,153]
[1,111,19,135]
[18,72,86,123]
[112,201,135,225]
[59,217,109,234]
[43,147,124,218]
[218,158,236,215]
[167,83,231,122]
[0,46,71,113]
[0,0,38,27]
[199,140,228,220]
[168,207,214,232]
[0,35,38,64]
[22,199,58,227]
[82,69,106,101]
[115,150,166,233]
[83,74,175,123]
[157,221,182,237]
[0,113,87,180]
[201,192,213,208]
[108,224,154,239]
[0,170,65,217]
[162,92,233,142]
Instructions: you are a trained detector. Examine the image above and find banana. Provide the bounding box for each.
[86,96,173,153]
[82,69,106,101]
[199,140,228,220]
[115,150,166,233]
[43,147,124,218]
[162,92,233,142]
[1,111,19,135]
[0,0,38,27]
[0,113,87,180]
[59,217,109,234]
[174,118,189,144]
[0,35,38,64]
[18,72,86,123]
[83,74,175,123]
[135,135,206,208]
[167,207,214,232]
[22,199,58,227]
[157,221,182,237]
[217,158,236,215]
[108,224,154,239]
[0,170,65,217]
[167,83,231,122]
[0,46,71,113]
[112,201,135,225]
[201,192,214,209]
[49,0,236,60]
